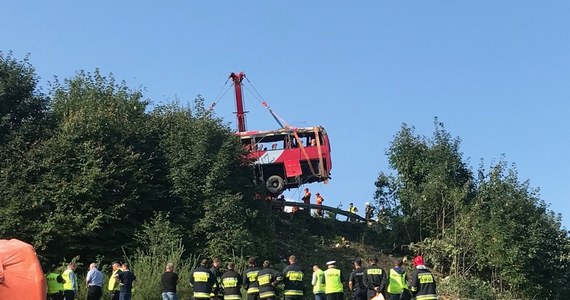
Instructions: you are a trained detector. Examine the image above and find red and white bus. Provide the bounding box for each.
[229,72,332,194]
[238,126,332,194]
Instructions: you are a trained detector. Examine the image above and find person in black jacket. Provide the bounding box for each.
[211,258,224,300]
[349,258,367,300]
[363,256,387,299]
[190,259,217,300]
[282,255,304,300]
[161,263,178,300]
[409,256,437,300]
[221,262,243,300]
[257,260,283,300]
[243,257,262,300]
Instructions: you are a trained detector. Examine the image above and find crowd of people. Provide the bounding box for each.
[186,254,436,300]
[46,261,136,300]
[45,254,436,300]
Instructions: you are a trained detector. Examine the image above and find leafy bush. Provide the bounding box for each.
[124,212,198,300]
[438,275,495,300]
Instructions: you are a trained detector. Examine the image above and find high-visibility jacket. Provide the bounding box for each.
[282,263,304,297]
[243,266,261,294]
[108,269,122,291]
[190,266,217,299]
[221,269,243,300]
[257,267,282,299]
[312,270,325,294]
[409,268,437,300]
[62,269,76,291]
[46,272,63,294]
[386,267,407,294]
[324,268,343,294]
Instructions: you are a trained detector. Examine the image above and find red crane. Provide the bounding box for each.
[230,72,247,132]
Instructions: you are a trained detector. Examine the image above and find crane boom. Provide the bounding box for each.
[230,72,247,132]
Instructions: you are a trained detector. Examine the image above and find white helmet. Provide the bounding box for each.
[365,202,370,206]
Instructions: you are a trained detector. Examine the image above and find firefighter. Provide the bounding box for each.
[221,262,242,300]
[386,258,408,300]
[409,256,437,300]
[311,264,326,300]
[189,259,217,300]
[349,258,367,300]
[257,260,283,300]
[324,261,344,300]
[363,256,387,300]
[211,258,224,300]
[46,266,64,300]
[302,188,311,206]
[316,193,324,217]
[243,257,261,300]
[282,255,304,300]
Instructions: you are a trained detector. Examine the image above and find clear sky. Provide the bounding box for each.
[2,1,569,228]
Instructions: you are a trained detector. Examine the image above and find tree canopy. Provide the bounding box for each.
[374,120,570,299]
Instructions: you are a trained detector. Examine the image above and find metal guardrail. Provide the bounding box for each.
[270,200,367,222]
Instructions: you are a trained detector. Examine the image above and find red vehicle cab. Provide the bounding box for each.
[238,126,332,194]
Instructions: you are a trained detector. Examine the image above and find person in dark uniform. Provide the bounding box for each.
[349,258,367,300]
[211,258,224,300]
[221,262,242,300]
[190,259,217,300]
[363,256,387,300]
[243,257,261,300]
[257,260,282,300]
[409,256,437,300]
[282,255,304,300]
[117,263,136,300]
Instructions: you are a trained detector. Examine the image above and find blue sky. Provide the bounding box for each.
[2,1,569,228]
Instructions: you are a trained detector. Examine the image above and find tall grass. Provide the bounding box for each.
[125,241,198,300]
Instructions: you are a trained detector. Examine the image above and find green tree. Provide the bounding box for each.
[0,70,166,262]
[150,99,276,259]
[376,119,473,243]
[470,160,570,298]
[0,52,50,147]
[375,119,570,298]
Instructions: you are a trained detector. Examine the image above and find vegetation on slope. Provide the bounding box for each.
[1,52,569,299]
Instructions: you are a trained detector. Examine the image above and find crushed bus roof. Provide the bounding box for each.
[236,126,326,139]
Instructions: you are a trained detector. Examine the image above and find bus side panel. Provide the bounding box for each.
[284,160,302,178]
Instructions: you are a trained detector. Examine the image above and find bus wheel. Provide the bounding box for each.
[266,175,285,194]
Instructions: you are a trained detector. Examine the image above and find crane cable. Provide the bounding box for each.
[207,77,232,112]
[314,127,328,183]
[244,76,321,179]
[292,130,317,177]
[243,77,290,129]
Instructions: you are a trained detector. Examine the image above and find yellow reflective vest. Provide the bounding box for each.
[108,269,122,291]
[46,272,63,294]
[324,268,343,294]
[312,270,325,294]
[387,268,407,294]
[62,269,76,291]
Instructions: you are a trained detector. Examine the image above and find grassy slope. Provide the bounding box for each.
[271,211,403,298]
